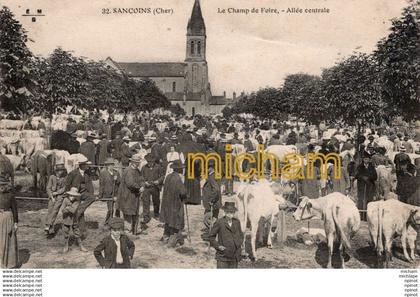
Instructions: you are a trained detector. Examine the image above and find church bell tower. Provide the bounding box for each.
[185,0,209,102]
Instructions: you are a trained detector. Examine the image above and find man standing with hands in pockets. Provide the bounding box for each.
[208,202,244,268]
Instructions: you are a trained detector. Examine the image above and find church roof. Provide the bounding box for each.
[116,62,186,77]
[187,0,206,36]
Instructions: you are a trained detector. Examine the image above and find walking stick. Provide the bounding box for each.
[185,204,191,244]
[207,204,214,253]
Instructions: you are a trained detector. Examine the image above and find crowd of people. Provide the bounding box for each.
[0,111,419,269]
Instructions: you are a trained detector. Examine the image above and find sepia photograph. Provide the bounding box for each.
[0,0,419,276]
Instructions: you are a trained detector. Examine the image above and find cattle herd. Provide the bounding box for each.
[0,109,419,269]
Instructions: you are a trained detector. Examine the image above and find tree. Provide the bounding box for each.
[0,6,37,114]
[86,60,126,110]
[121,78,170,112]
[374,2,420,121]
[281,73,326,125]
[321,53,382,128]
[35,48,90,114]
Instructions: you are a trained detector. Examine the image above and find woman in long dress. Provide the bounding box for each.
[0,175,19,268]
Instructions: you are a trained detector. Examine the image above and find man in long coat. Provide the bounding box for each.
[355,152,377,221]
[160,160,187,247]
[117,155,144,235]
[97,134,110,166]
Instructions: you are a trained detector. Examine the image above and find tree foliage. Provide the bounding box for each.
[322,53,382,127]
[374,2,420,120]
[0,6,37,114]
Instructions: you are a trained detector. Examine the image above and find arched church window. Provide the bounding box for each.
[190,41,194,55]
[172,81,176,92]
[197,41,201,55]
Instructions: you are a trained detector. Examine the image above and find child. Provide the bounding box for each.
[93,217,135,268]
[208,202,244,269]
[62,187,88,253]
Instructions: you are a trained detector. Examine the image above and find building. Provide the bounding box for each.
[105,0,231,116]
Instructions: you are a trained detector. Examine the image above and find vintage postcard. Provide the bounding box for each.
[0,0,419,282]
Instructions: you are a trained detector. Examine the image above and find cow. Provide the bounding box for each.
[293,192,361,268]
[5,154,27,172]
[0,119,25,130]
[367,199,420,268]
[376,165,397,200]
[21,137,47,158]
[31,150,56,194]
[235,180,289,260]
[265,145,298,161]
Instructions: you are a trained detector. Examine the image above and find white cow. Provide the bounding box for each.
[265,145,298,162]
[367,199,420,268]
[0,119,25,130]
[235,180,289,260]
[293,193,361,268]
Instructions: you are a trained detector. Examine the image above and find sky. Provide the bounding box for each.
[3,0,409,96]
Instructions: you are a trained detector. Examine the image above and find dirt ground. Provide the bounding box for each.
[12,174,420,269]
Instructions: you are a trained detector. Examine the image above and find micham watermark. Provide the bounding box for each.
[187,144,342,180]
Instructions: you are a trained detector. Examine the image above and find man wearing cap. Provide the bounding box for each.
[44,163,68,235]
[202,161,222,233]
[99,158,121,226]
[62,187,87,253]
[65,156,95,235]
[94,217,135,268]
[208,202,244,269]
[117,154,145,234]
[140,154,165,224]
[120,136,134,167]
[355,152,378,221]
[80,133,97,165]
[160,160,187,247]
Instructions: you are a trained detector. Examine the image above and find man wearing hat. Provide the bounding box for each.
[208,202,244,269]
[44,162,68,235]
[160,160,187,247]
[68,133,80,154]
[355,152,378,221]
[99,158,121,226]
[62,187,88,253]
[120,136,134,167]
[97,134,110,166]
[110,132,123,164]
[394,145,412,174]
[80,133,97,165]
[65,156,95,235]
[150,135,169,169]
[93,217,135,269]
[117,154,145,234]
[140,154,165,225]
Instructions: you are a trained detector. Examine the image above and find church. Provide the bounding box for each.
[105,0,233,115]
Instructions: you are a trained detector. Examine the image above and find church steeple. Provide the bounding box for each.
[186,0,206,62]
[187,0,206,36]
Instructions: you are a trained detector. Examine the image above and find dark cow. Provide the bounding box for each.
[51,130,80,154]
